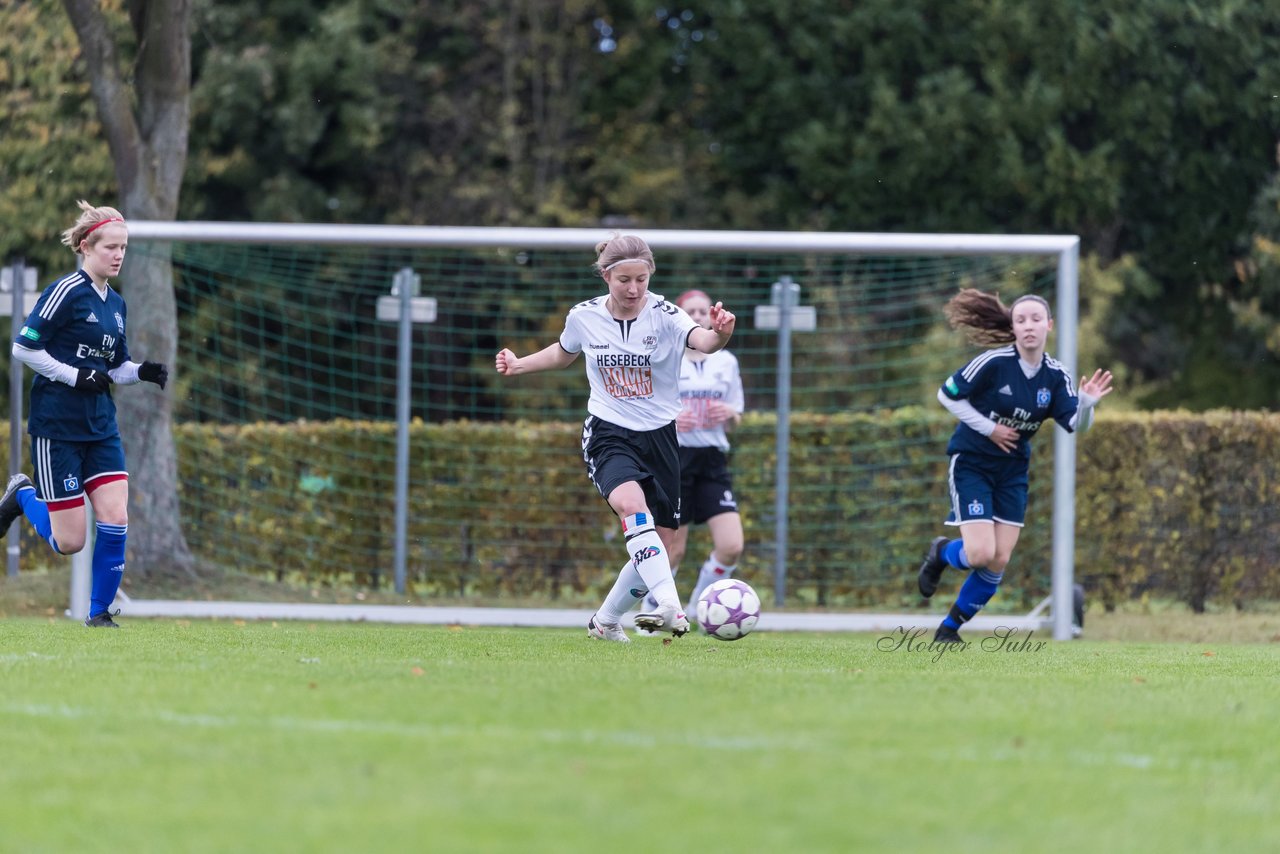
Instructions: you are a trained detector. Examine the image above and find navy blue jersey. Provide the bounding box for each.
[940,345,1078,460]
[15,270,131,441]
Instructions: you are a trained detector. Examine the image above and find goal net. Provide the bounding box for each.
[108,224,1081,637]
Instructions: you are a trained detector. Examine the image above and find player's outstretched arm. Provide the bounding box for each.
[689,301,736,353]
[495,342,578,377]
[1073,368,1114,435]
[1079,369,1113,402]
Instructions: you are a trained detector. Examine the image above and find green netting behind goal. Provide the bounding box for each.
[133,238,1060,607]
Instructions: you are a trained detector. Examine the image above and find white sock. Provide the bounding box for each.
[598,560,646,624]
[689,552,736,611]
[622,513,679,610]
[640,565,679,611]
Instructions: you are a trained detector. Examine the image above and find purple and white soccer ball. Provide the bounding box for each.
[696,579,761,641]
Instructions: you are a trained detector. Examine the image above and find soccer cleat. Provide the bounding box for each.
[0,473,32,537]
[587,615,630,643]
[84,609,122,629]
[633,603,690,638]
[917,536,949,598]
[934,623,963,644]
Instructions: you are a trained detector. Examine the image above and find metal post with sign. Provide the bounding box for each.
[378,269,437,594]
[2,260,39,578]
[753,276,816,605]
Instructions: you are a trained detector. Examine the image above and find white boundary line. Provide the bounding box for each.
[113,599,1049,633]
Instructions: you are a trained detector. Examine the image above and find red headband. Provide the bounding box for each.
[83,217,125,239]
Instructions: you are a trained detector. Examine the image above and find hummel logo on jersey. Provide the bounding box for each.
[86,312,98,324]
[998,385,1013,395]
[589,343,609,350]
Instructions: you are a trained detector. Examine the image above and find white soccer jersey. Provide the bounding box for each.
[559,292,700,431]
[677,349,744,450]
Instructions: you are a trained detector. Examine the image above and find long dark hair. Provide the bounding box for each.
[944,289,1050,347]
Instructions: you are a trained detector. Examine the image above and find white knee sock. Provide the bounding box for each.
[640,565,679,612]
[622,513,678,610]
[598,560,647,624]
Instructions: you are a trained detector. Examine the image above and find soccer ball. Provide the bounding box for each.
[696,579,761,641]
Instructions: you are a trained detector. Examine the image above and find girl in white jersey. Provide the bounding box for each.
[495,235,737,642]
[637,289,745,628]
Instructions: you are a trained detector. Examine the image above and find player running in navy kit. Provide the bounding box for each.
[0,201,169,627]
[495,234,737,642]
[917,289,1112,643]
[636,288,745,628]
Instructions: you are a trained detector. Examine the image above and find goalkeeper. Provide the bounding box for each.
[916,289,1112,643]
[0,201,169,628]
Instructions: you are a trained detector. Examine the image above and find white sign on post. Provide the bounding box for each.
[376,268,438,323]
[0,267,39,317]
[376,295,438,323]
[754,304,816,331]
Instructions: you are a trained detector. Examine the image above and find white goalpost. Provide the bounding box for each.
[89,222,1081,640]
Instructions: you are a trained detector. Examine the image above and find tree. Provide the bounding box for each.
[0,0,115,278]
[62,0,194,578]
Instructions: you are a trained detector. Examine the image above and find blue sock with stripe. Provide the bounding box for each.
[89,522,127,618]
[942,538,971,569]
[16,486,61,553]
[942,568,1003,629]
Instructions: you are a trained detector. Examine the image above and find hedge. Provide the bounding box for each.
[9,410,1280,611]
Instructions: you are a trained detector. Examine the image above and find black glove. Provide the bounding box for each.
[74,367,113,394]
[139,361,168,390]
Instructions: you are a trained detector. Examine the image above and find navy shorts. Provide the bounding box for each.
[31,434,127,510]
[679,446,739,525]
[581,416,682,529]
[945,452,1028,527]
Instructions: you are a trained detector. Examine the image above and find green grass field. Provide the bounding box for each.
[1,618,1277,853]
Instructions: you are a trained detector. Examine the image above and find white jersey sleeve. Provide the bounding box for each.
[558,302,587,354]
